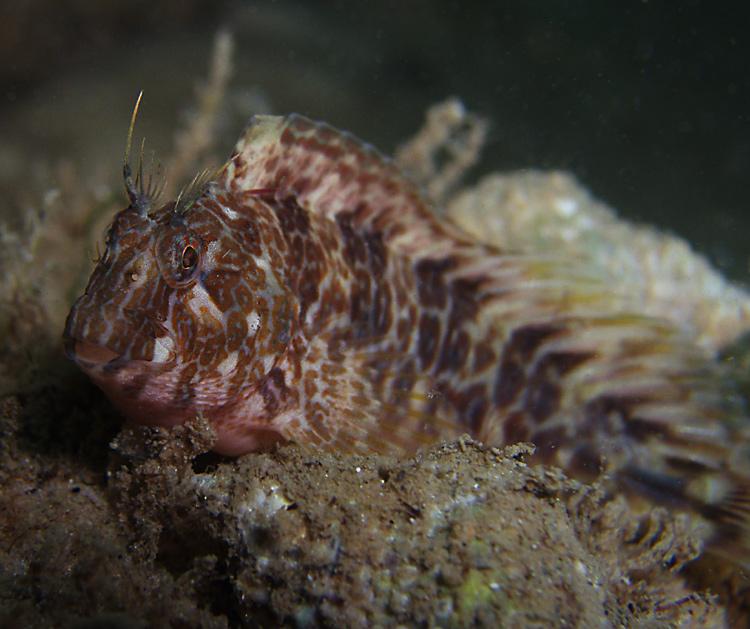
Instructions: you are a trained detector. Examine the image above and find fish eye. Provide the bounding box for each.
[156,229,203,287]
[172,237,202,283]
[182,244,199,270]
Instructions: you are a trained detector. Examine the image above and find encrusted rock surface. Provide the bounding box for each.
[0,404,722,627]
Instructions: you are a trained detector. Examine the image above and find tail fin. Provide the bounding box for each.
[622,439,750,568]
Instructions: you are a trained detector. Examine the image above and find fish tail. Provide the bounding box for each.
[692,473,750,565]
[620,428,750,566]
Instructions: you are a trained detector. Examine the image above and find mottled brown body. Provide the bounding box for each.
[65,112,750,560]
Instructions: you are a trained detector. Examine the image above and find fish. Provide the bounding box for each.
[64,96,750,561]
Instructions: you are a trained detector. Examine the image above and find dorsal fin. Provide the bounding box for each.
[222,114,471,259]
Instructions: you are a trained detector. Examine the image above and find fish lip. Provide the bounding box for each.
[63,331,177,370]
[63,308,178,369]
[64,336,125,368]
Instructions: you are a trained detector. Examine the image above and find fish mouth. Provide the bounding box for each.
[64,336,176,369]
[67,339,122,365]
[63,309,177,369]
[64,333,177,370]
[63,335,128,369]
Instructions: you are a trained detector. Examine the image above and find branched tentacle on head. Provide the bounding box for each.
[123,91,153,213]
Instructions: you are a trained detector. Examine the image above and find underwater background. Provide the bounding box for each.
[0,1,749,627]
[0,0,747,278]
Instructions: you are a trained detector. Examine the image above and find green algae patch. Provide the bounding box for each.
[452,568,515,625]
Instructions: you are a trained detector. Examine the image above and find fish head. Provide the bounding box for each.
[63,194,201,424]
[64,184,295,433]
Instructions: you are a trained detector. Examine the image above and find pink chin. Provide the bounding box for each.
[93,373,286,456]
[77,346,285,456]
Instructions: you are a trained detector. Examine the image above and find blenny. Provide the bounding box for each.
[64,98,750,557]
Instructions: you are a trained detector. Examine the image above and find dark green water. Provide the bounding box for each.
[1,0,747,281]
